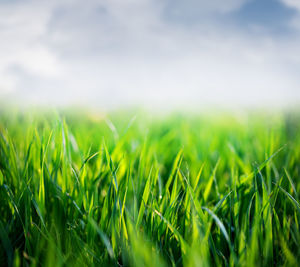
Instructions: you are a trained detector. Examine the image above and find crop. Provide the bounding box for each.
[0,109,299,266]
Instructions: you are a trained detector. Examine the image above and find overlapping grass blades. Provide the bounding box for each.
[0,110,299,266]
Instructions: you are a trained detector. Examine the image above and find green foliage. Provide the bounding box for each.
[0,109,300,266]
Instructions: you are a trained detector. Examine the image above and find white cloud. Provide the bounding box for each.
[281,0,300,11]
[280,0,300,29]
[0,1,63,95]
[0,0,299,108]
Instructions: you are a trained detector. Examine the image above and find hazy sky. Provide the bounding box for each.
[1,0,300,109]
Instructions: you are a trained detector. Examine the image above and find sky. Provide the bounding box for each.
[0,0,300,109]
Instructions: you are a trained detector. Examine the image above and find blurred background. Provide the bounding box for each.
[0,0,300,110]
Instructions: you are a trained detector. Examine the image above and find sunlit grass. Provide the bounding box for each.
[0,109,299,266]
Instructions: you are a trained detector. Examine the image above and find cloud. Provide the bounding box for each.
[281,0,300,11]
[0,1,62,93]
[0,0,299,108]
[163,0,250,20]
[280,0,300,29]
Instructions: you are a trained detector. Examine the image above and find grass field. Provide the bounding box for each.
[0,109,300,266]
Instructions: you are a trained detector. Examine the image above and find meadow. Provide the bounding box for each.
[0,109,299,266]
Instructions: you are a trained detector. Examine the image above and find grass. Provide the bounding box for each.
[0,109,300,266]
